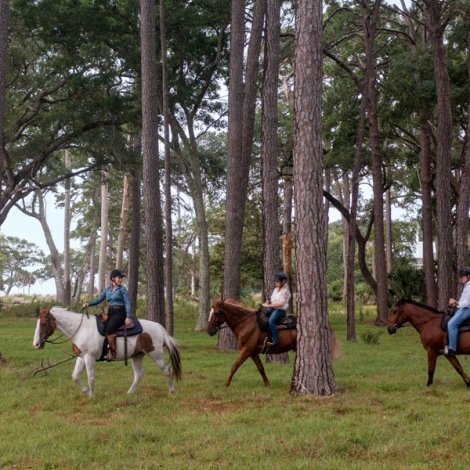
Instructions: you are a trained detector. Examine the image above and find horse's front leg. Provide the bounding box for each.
[72,356,90,395]
[426,350,437,386]
[445,356,470,388]
[251,354,270,387]
[225,349,251,387]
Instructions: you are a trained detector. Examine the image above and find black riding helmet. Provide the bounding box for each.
[110,269,125,280]
[274,272,287,283]
[458,267,470,278]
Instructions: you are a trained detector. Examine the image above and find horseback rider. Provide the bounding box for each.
[82,269,132,360]
[444,266,470,357]
[262,272,291,348]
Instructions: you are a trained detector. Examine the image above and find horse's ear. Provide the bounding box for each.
[389,289,399,301]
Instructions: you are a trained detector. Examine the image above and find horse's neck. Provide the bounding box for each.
[53,311,86,337]
[407,306,437,327]
[224,304,255,327]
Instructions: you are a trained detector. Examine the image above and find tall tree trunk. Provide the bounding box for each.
[291,0,336,396]
[385,169,393,274]
[63,149,72,305]
[424,0,454,310]
[141,0,165,324]
[98,170,109,293]
[0,0,9,195]
[282,176,294,315]
[128,167,141,319]
[364,0,386,325]
[116,173,129,270]
[160,0,174,335]
[220,0,265,349]
[455,26,470,289]
[262,0,288,365]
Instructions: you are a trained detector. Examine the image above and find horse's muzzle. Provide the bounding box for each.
[34,338,46,349]
[387,325,398,335]
[207,328,217,337]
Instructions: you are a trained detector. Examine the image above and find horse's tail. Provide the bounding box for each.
[328,323,342,361]
[162,329,183,381]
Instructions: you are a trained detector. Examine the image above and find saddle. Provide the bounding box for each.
[95,314,143,337]
[440,308,470,333]
[95,315,143,362]
[256,306,297,332]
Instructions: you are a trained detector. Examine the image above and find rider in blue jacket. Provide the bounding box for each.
[83,269,131,360]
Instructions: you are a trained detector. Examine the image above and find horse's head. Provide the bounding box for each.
[207,299,226,336]
[33,306,57,349]
[387,298,407,334]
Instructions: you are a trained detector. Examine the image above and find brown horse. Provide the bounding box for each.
[388,298,470,388]
[207,298,341,387]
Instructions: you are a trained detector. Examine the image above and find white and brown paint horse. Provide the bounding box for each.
[33,306,182,397]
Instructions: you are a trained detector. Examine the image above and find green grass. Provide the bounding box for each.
[2,306,470,469]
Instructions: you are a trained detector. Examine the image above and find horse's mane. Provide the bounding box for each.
[222,299,257,314]
[401,298,443,315]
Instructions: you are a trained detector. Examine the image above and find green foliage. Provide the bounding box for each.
[360,330,383,345]
[388,266,426,303]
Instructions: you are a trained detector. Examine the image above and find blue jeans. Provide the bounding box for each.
[448,307,470,351]
[268,308,286,344]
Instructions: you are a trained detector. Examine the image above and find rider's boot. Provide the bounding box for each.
[106,334,117,361]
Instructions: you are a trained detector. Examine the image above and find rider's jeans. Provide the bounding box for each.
[448,307,470,351]
[267,308,286,344]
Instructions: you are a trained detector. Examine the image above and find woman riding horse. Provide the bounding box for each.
[83,269,132,360]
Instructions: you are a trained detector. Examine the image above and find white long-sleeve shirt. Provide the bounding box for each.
[270,285,291,310]
[458,281,470,309]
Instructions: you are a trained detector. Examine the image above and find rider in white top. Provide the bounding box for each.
[261,273,291,348]
[445,267,470,356]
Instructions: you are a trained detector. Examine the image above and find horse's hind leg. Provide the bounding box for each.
[251,354,270,387]
[72,357,90,395]
[127,355,144,394]
[151,352,175,394]
[446,356,470,388]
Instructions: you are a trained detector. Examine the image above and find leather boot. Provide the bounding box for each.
[106,334,117,361]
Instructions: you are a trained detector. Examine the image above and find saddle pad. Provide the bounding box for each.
[95,315,143,337]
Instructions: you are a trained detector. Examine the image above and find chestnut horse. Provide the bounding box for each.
[207,298,341,387]
[388,298,470,388]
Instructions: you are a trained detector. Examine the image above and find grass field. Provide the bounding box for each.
[2,305,470,469]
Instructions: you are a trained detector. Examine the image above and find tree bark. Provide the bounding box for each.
[0,0,9,194]
[128,167,141,319]
[424,0,454,310]
[141,0,165,324]
[160,0,174,335]
[63,149,72,305]
[116,173,129,270]
[291,0,336,396]
[98,170,109,293]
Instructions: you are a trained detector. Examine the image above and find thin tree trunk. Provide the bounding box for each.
[160,0,174,335]
[0,0,9,193]
[98,170,109,293]
[128,167,141,319]
[63,149,72,305]
[116,173,129,270]
[282,176,294,315]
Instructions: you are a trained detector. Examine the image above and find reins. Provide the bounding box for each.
[44,308,88,345]
[215,304,258,330]
[391,303,441,330]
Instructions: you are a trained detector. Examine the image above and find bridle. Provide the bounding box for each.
[39,310,86,346]
[389,301,438,332]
